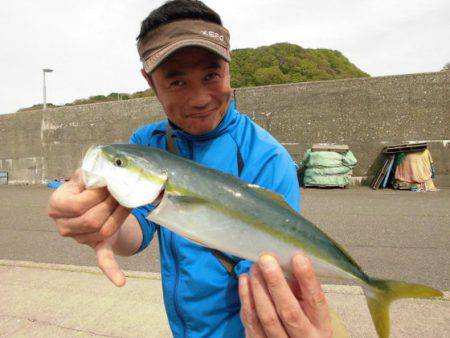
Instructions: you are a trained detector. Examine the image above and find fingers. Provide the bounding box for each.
[95,241,126,287]
[73,205,130,244]
[242,254,332,338]
[257,255,309,337]
[56,195,119,236]
[292,254,331,332]
[239,274,267,338]
[48,182,109,219]
[249,264,288,338]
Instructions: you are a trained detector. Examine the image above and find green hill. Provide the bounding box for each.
[230,42,369,87]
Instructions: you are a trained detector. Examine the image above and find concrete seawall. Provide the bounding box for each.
[1,71,448,185]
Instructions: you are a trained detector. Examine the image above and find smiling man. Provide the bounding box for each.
[141,46,231,135]
[48,1,332,337]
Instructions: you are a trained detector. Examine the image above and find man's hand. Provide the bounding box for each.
[47,169,131,286]
[239,254,333,338]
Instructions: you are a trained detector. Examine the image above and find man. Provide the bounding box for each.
[48,1,332,337]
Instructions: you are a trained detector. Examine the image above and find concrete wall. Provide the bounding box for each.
[40,99,165,181]
[1,99,166,184]
[234,71,449,185]
[0,110,44,184]
[0,71,448,185]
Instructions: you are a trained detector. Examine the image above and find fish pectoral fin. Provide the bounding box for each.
[167,194,209,205]
[247,184,294,211]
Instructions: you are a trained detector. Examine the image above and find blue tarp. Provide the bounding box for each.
[47,181,64,189]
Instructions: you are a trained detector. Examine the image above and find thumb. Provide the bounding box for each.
[67,168,86,193]
[95,241,126,287]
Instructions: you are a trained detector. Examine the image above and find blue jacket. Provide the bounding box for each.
[129,100,300,338]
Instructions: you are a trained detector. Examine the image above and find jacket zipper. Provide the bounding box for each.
[171,213,186,337]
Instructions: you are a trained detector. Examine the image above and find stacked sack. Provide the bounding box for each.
[302,149,357,187]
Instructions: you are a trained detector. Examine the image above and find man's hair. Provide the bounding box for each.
[137,0,222,42]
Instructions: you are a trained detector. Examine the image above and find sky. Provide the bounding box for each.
[0,0,449,115]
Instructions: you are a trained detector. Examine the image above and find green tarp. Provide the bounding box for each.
[302,149,357,187]
[303,174,350,187]
[302,149,357,168]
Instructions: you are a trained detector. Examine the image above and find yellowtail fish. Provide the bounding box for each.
[81,144,444,338]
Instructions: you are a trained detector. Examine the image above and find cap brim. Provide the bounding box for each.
[142,39,230,74]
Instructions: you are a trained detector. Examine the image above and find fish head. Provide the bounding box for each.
[81,144,167,208]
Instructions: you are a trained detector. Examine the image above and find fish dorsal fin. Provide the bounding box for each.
[247,184,294,211]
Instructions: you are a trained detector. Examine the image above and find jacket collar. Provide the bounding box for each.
[169,100,238,142]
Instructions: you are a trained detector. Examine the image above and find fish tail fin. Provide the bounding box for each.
[362,278,444,338]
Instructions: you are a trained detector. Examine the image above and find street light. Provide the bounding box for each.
[42,68,53,109]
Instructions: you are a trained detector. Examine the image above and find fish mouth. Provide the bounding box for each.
[81,144,168,208]
[81,145,107,188]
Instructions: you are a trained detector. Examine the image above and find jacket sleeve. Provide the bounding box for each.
[129,131,158,254]
[234,148,301,276]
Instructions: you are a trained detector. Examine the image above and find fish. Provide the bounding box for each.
[81,143,444,338]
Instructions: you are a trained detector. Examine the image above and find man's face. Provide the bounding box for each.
[144,47,232,135]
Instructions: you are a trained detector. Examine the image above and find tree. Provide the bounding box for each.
[254,67,288,86]
[230,42,369,88]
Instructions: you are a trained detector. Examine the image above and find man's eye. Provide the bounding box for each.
[205,73,219,81]
[170,80,185,87]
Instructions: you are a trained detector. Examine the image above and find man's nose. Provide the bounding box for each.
[188,84,211,109]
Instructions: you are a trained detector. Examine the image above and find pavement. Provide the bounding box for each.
[0,185,449,337]
[0,260,170,338]
[1,185,448,289]
[0,260,448,338]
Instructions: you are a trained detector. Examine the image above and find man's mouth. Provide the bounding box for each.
[188,108,217,119]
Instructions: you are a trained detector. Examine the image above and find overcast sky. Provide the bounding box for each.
[1,0,449,115]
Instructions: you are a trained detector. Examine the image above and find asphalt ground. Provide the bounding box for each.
[0,185,448,290]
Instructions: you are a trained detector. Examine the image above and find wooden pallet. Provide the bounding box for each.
[383,142,427,154]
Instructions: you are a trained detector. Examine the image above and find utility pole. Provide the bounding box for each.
[42,68,53,109]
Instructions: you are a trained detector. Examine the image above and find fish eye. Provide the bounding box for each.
[114,157,126,167]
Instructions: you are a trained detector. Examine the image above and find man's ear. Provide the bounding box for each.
[141,69,156,93]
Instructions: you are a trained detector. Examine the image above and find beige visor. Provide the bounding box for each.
[137,19,231,74]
